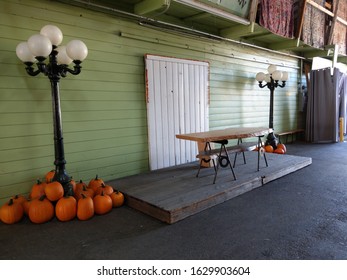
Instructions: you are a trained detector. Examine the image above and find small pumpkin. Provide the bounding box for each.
[69,178,77,194]
[110,190,124,208]
[277,143,287,153]
[55,195,77,222]
[44,181,64,202]
[274,148,285,154]
[45,169,55,183]
[77,194,94,221]
[74,185,94,200]
[88,175,104,192]
[95,183,113,196]
[23,198,33,216]
[11,194,27,206]
[0,199,24,224]
[264,145,274,153]
[93,191,112,215]
[75,179,88,193]
[29,179,46,199]
[28,195,54,224]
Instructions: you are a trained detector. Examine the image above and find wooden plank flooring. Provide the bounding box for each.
[108,152,312,224]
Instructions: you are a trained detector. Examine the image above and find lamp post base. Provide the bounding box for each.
[265,132,278,150]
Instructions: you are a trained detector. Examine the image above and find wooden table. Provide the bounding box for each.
[176,127,272,183]
[176,127,272,143]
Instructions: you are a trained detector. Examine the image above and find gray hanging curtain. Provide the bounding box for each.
[305,68,342,143]
[338,72,347,135]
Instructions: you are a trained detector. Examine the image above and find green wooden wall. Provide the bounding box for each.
[0,0,300,204]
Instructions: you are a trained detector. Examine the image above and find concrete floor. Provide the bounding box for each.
[1,142,347,260]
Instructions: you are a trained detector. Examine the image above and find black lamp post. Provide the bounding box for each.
[255,65,288,149]
[16,25,88,195]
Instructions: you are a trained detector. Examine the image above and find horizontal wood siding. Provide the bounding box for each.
[0,0,300,204]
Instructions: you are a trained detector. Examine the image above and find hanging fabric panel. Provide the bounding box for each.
[306,68,342,143]
[258,0,295,38]
[301,0,326,49]
[338,73,347,135]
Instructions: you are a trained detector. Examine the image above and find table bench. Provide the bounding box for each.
[276,129,305,144]
[196,137,267,184]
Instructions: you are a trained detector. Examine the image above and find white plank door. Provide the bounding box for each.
[145,54,209,170]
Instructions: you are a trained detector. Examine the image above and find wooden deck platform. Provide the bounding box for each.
[108,152,312,224]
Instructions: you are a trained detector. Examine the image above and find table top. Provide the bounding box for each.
[176,127,272,142]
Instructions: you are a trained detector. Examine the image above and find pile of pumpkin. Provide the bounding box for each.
[263,143,287,154]
[0,171,124,225]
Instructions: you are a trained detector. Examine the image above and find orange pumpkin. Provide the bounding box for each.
[45,169,55,183]
[44,181,64,202]
[28,195,54,224]
[23,198,33,216]
[264,145,274,153]
[11,194,27,206]
[88,175,104,192]
[77,194,94,221]
[277,143,287,153]
[75,179,88,193]
[30,179,46,199]
[274,148,285,154]
[93,192,112,215]
[74,185,94,200]
[55,196,77,222]
[0,199,24,224]
[110,190,124,208]
[95,183,114,196]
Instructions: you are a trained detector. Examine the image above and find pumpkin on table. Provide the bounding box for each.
[0,199,24,224]
[28,195,54,224]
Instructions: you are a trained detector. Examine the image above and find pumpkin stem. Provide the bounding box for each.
[81,193,87,199]
[8,198,14,206]
[95,174,99,180]
[79,179,83,183]
[36,179,42,185]
[39,194,46,201]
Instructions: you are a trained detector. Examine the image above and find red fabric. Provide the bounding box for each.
[259,0,295,38]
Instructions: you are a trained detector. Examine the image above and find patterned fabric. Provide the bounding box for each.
[331,0,347,55]
[301,0,326,49]
[258,0,295,38]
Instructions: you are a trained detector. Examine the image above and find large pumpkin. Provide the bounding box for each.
[88,175,104,192]
[28,195,54,224]
[77,194,94,221]
[93,192,112,215]
[0,199,24,224]
[44,181,64,202]
[29,179,46,199]
[55,196,77,222]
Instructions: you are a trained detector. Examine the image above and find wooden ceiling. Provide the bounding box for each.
[63,0,347,63]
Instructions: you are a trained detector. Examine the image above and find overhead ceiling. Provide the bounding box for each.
[61,0,347,64]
